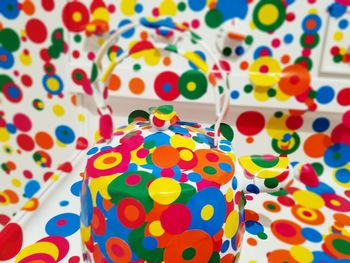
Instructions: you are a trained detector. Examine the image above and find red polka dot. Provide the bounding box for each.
[236,111,265,136]
[16,134,35,151]
[42,0,55,11]
[337,88,350,106]
[13,113,32,132]
[160,204,191,234]
[69,256,80,263]
[26,19,48,44]
[286,115,303,130]
[0,223,23,261]
[21,75,33,87]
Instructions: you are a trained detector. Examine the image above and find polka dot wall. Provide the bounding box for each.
[0,0,349,263]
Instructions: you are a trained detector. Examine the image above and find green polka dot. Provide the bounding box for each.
[253,0,286,32]
[300,33,320,49]
[244,84,253,93]
[258,232,268,240]
[274,111,283,118]
[245,35,254,45]
[333,55,342,63]
[179,70,208,100]
[146,154,153,164]
[178,2,186,11]
[295,56,313,70]
[267,203,276,210]
[268,89,276,97]
[205,8,223,28]
[182,247,196,260]
[133,64,141,71]
[0,28,20,52]
[144,140,155,149]
[204,166,217,175]
[264,178,279,189]
[223,47,232,56]
[332,238,350,255]
[74,34,82,43]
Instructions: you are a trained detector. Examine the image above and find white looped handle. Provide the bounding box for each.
[92,17,231,146]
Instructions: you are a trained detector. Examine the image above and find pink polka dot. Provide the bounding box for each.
[13,113,32,132]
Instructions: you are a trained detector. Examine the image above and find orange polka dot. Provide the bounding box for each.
[334,213,350,226]
[108,74,121,91]
[129,78,145,95]
[125,205,140,221]
[4,190,19,204]
[281,55,290,64]
[35,131,54,150]
[140,31,148,40]
[152,146,180,168]
[247,237,257,246]
[71,94,77,105]
[240,61,249,70]
[246,136,254,143]
[163,57,171,66]
[6,161,16,170]
[22,0,35,15]
[303,133,332,158]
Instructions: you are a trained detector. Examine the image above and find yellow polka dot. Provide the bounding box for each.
[258,4,278,25]
[333,31,343,42]
[73,11,82,22]
[94,152,122,170]
[92,7,110,22]
[47,78,60,91]
[308,8,318,14]
[78,114,85,122]
[149,220,164,237]
[330,199,341,206]
[149,178,181,205]
[19,53,32,66]
[53,104,65,116]
[187,82,196,91]
[225,210,239,239]
[0,128,10,142]
[179,149,193,161]
[80,226,91,243]
[248,261,258,263]
[159,0,177,16]
[121,0,136,16]
[201,204,214,221]
[290,246,313,263]
[12,178,22,187]
[293,190,325,209]
[249,57,281,87]
[226,188,233,202]
[170,134,195,150]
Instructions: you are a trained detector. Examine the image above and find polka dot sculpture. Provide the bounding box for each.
[80,105,309,262]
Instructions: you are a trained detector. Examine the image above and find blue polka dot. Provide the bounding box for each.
[219,162,232,172]
[60,200,69,207]
[42,74,64,95]
[302,14,322,34]
[301,227,322,242]
[169,125,189,135]
[312,117,330,132]
[134,3,143,13]
[0,0,20,19]
[219,144,231,152]
[188,0,206,11]
[188,172,202,182]
[246,184,260,194]
[339,19,349,29]
[235,46,245,56]
[100,146,112,151]
[45,213,80,237]
[230,90,240,99]
[328,3,347,18]
[312,251,348,263]
[232,176,238,190]
[335,168,350,184]
[324,143,350,168]
[316,86,335,104]
[118,19,135,38]
[221,240,230,253]
[25,180,40,198]
[283,34,294,44]
[163,83,172,92]
[245,220,264,235]
[6,123,16,134]
[87,147,99,155]
[55,125,75,144]
[142,236,158,250]
[0,47,14,69]
[70,180,82,197]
